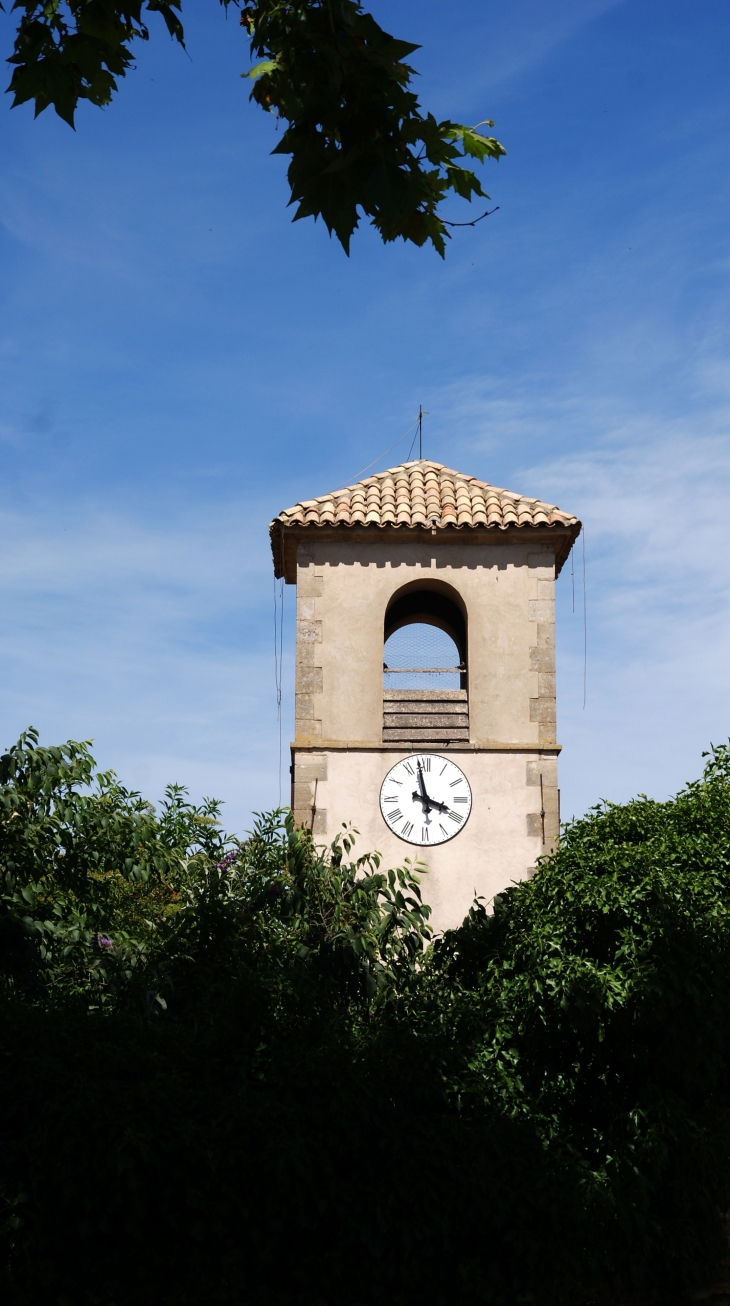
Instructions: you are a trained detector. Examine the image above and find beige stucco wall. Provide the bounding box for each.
[289,528,563,931]
[294,533,557,744]
[293,746,559,933]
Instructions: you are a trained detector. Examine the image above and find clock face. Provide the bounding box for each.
[379,754,472,846]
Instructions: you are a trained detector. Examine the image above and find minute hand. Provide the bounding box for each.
[412,768,449,815]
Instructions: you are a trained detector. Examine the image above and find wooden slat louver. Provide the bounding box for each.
[383,689,469,746]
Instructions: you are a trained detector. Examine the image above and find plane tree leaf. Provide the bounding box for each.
[240,0,506,254]
[3,0,506,252]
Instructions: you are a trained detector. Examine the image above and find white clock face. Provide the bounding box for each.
[379,754,472,846]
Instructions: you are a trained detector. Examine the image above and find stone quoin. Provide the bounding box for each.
[270,459,581,932]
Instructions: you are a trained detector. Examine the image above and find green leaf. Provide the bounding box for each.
[241,58,278,81]
[446,125,507,163]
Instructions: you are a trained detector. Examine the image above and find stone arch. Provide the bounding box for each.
[383,580,467,665]
[382,580,469,747]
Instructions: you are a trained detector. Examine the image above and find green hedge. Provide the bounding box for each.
[2,729,730,1304]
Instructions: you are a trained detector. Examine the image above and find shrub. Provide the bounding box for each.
[2,730,730,1304]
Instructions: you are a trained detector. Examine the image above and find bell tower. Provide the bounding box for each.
[270,460,580,931]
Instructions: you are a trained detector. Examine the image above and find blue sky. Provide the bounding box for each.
[1,0,730,834]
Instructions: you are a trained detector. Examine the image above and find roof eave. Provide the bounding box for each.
[270,519,582,584]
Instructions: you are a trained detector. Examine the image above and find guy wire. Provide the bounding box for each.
[406,427,419,461]
[336,406,431,493]
[338,417,420,490]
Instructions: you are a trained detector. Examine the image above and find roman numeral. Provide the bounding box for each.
[404,761,414,775]
[439,824,448,837]
[422,826,429,841]
[384,795,398,803]
[440,764,447,776]
[402,821,414,838]
[454,797,469,804]
[387,809,402,823]
[447,810,463,824]
[420,756,431,771]
[450,778,464,788]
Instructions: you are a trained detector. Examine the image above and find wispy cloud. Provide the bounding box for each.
[471,0,627,91]
[432,367,730,817]
[0,499,294,830]
[415,0,628,113]
[2,0,729,848]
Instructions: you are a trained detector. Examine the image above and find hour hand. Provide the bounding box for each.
[416,793,449,815]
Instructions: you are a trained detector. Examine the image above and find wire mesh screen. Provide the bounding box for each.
[383,623,462,689]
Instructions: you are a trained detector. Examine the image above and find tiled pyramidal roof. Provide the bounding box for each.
[275,460,578,530]
[270,460,580,577]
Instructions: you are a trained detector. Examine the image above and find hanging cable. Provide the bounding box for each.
[571,537,575,613]
[279,579,285,803]
[273,575,284,805]
[582,527,587,710]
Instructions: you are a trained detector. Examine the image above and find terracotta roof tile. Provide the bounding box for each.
[271,460,580,579]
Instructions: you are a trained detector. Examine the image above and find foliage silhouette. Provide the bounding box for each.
[4,0,505,254]
[2,728,730,1303]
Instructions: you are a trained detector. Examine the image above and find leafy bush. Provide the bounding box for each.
[0,728,431,1015]
[2,730,730,1304]
[421,742,730,1301]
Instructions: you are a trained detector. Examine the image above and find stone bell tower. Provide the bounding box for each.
[269,460,580,932]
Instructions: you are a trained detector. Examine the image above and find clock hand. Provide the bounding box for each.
[415,762,432,814]
[412,791,450,815]
[413,763,450,815]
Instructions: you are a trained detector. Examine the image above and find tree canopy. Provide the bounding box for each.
[2,727,730,1303]
[3,0,506,254]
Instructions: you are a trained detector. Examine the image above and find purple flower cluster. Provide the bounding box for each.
[216,850,240,872]
[96,935,114,949]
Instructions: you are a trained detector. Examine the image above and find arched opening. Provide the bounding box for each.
[382,584,469,747]
[383,624,462,690]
